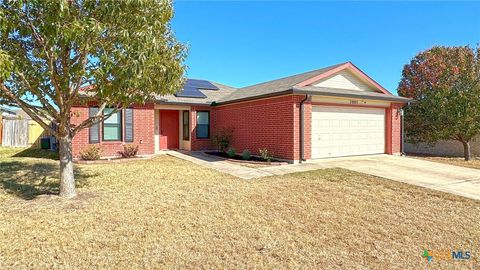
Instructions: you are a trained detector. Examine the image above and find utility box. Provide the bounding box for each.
[40,137,50,149]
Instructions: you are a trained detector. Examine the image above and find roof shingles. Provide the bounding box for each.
[217,63,346,103]
[83,62,411,106]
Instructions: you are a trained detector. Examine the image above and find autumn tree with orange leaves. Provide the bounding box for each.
[398,46,480,161]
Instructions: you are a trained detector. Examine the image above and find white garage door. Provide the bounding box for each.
[311,106,385,159]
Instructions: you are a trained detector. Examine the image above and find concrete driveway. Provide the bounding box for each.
[307,155,480,201]
[169,151,480,201]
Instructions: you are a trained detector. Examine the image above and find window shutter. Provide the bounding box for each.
[124,108,134,142]
[89,107,100,143]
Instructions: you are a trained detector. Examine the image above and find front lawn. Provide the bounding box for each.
[0,147,479,269]
[409,154,480,170]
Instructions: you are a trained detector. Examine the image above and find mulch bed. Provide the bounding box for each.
[204,151,288,165]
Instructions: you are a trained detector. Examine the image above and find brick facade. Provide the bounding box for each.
[214,95,299,161]
[302,100,312,160]
[71,96,404,161]
[190,106,215,151]
[71,103,155,158]
[391,103,403,154]
[386,103,403,155]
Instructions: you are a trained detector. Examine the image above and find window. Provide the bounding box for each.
[196,111,209,139]
[103,108,122,141]
[183,111,190,140]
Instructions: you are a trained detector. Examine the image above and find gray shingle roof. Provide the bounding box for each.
[217,63,347,104]
[83,62,412,106]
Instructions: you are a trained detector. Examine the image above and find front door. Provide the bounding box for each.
[159,110,179,149]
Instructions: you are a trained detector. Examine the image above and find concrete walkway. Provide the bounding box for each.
[166,151,275,179]
[167,151,480,201]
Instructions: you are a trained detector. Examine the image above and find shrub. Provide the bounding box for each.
[212,127,234,152]
[258,148,273,162]
[80,145,102,161]
[242,149,251,160]
[226,147,236,158]
[119,144,139,158]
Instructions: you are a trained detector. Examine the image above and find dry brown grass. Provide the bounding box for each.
[410,154,480,170]
[1,147,479,269]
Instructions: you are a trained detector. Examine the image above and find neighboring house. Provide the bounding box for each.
[0,106,17,117]
[72,62,411,162]
[0,108,49,147]
[13,109,32,120]
[405,137,480,157]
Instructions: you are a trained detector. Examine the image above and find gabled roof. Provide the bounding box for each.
[217,63,347,104]
[0,106,16,114]
[13,109,32,119]
[295,62,391,94]
[80,62,410,106]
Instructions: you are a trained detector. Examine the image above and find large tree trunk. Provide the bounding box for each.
[461,140,471,161]
[58,135,76,198]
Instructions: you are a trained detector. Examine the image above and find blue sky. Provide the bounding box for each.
[172,1,480,94]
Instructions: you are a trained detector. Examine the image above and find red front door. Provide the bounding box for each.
[159,110,179,149]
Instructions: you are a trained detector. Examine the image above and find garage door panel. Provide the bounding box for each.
[311,106,385,159]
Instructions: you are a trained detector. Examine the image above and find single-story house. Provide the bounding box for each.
[72,62,411,162]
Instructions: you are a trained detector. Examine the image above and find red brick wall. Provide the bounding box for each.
[71,103,155,158]
[292,95,312,161]
[190,106,215,151]
[214,95,299,161]
[390,103,402,154]
[302,101,312,160]
[385,103,403,155]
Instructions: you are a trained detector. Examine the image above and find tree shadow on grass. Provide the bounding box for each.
[0,161,97,200]
[11,148,59,160]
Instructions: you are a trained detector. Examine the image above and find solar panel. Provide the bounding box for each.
[175,85,207,98]
[187,79,219,90]
[174,79,218,98]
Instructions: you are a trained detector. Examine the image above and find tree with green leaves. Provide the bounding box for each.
[398,46,480,161]
[0,0,187,198]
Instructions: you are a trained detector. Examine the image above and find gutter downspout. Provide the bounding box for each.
[299,94,311,163]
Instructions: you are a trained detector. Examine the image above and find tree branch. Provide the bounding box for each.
[67,50,88,107]
[17,72,60,119]
[24,13,64,109]
[71,102,121,136]
[0,83,56,135]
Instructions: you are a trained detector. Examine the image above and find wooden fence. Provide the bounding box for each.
[1,119,29,147]
[28,121,46,147]
[0,115,2,145]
